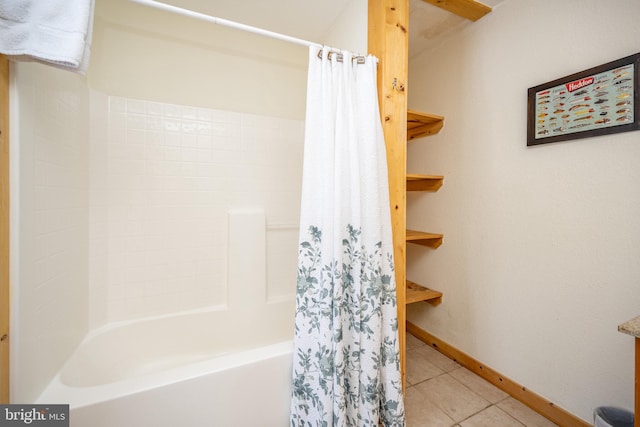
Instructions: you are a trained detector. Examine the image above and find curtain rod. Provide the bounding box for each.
[129,0,323,49]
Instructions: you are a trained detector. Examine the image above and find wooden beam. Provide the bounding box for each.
[636,338,639,427]
[407,322,591,427]
[0,54,10,404]
[420,0,492,22]
[368,0,409,387]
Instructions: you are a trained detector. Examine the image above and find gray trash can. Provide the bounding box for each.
[594,406,634,427]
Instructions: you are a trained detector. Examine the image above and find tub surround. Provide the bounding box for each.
[94,95,303,324]
[11,61,91,403]
[618,315,640,427]
[228,208,266,308]
[12,62,303,403]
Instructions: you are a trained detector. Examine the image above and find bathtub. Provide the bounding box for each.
[37,300,295,427]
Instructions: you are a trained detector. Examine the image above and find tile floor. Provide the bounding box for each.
[404,333,560,427]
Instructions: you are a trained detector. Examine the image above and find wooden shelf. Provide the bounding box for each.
[406,229,443,249]
[420,0,492,22]
[407,109,444,141]
[407,174,444,192]
[406,280,442,305]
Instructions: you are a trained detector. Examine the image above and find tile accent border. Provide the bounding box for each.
[406,321,590,427]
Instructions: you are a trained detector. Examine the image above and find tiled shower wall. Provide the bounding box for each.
[13,62,90,402]
[90,96,304,325]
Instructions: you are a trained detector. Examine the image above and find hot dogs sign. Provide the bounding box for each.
[527,53,640,146]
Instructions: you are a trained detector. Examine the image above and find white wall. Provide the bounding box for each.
[88,0,309,120]
[11,62,90,402]
[407,0,640,422]
[321,0,368,55]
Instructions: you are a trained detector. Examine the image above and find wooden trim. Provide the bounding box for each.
[420,0,492,22]
[0,54,10,404]
[368,0,409,387]
[407,322,591,427]
[633,337,640,427]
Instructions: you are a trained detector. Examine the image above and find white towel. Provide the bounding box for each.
[0,0,94,74]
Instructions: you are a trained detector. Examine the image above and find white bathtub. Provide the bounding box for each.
[37,301,295,427]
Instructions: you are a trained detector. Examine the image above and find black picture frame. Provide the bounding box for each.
[527,52,640,146]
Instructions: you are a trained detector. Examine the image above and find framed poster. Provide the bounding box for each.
[527,52,640,146]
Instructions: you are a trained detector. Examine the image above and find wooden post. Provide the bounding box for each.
[368,0,409,386]
[636,338,639,427]
[0,54,10,404]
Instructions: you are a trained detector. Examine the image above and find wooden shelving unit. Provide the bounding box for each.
[405,108,445,306]
[370,0,493,386]
[370,0,492,393]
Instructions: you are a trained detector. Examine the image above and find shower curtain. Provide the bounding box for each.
[290,46,405,427]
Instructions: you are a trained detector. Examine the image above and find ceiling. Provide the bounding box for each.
[163,0,504,58]
[408,0,504,57]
